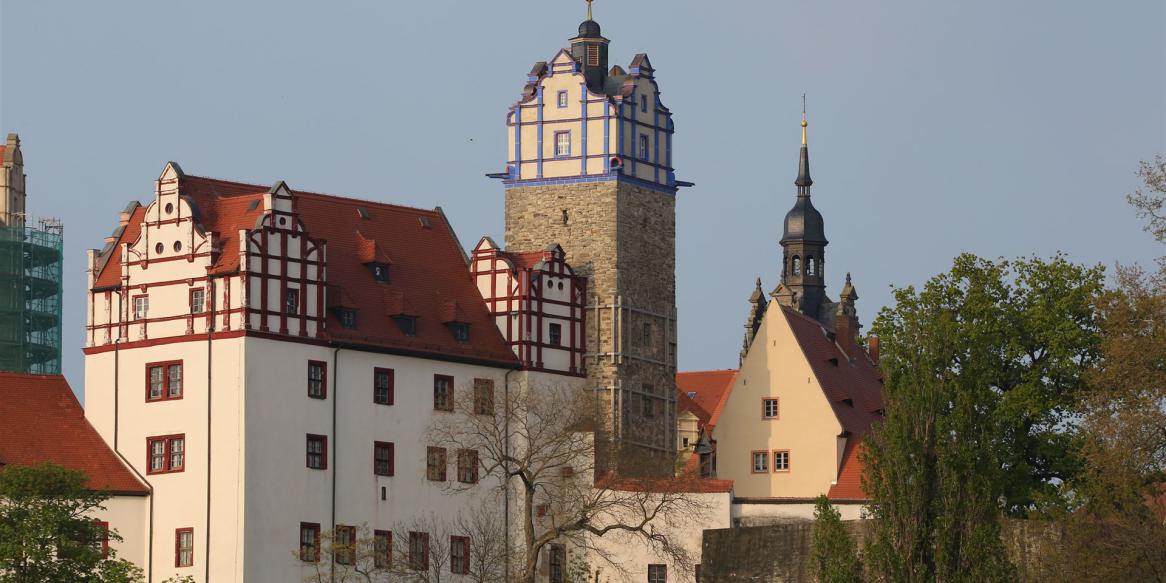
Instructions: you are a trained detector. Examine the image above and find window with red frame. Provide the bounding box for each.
[307,434,327,470]
[648,564,667,583]
[374,530,392,569]
[94,521,109,558]
[473,378,494,415]
[175,528,194,567]
[409,531,430,571]
[374,368,394,405]
[374,441,395,476]
[299,522,321,562]
[433,375,453,411]
[146,361,183,402]
[426,446,447,481]
[457,449,479,484]
[189,288,205,314]
[147,435,185,474]
[750,450,768,473]
[308,361,327,399]
[334,525,356,565]
[450,536,470,575]
[286,288,300,314]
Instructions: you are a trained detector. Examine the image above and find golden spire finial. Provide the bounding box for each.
[801,93,808,145]
[586,0,593,20]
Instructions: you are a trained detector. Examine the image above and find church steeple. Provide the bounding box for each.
[776,105,829,321]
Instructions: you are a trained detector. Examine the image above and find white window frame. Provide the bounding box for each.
[555,131,571,157]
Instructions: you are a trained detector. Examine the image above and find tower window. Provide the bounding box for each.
[286,288,300,315]
[639,134,650,160]
[586,44,600,66]
[555,131,571,157]
[561,209,569,225]
[549,323,562,346]
[792,256,801,276]
[807,256,816,276]
[641,97,648,113]
[557,90,568,108]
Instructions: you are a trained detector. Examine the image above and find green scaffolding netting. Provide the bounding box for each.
[0,224,63,374]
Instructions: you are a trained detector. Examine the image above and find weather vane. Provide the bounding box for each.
[801,93,808,145]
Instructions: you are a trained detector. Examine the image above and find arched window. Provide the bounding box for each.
[792,256,801,276]
[807,256,816,276]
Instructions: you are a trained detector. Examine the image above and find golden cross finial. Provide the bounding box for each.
[801,93,808,145]
[586,0,593,20]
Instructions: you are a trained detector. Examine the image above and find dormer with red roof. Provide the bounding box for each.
[471,237,587,375]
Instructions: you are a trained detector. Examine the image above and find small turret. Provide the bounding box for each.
[777,104,829,321]
[569,0,610,94]
[741,277,768,363]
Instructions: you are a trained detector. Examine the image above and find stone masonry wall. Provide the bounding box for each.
[700,519,1064,582]
[505,179,677,462]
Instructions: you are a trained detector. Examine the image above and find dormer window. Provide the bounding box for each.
[337,309,357,329]
[370,263,389,283]
[448,322,470,343]
[394,315,417,337]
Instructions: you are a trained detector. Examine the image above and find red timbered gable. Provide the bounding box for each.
[471,237,586,376]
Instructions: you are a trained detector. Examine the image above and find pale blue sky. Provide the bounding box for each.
[2,0,1164,397]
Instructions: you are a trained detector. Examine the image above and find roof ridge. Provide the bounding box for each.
[185,173,442,216]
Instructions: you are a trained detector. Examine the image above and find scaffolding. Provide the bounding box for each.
[0,218,63,374]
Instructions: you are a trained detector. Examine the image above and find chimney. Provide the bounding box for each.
[868,336,880,365]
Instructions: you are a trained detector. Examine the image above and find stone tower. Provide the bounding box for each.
[773,116,831,322]
[497,8,687,466]
[0,133,27,228]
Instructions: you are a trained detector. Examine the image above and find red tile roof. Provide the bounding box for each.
[0,373,148,494]
[827,437,869,500]
[597,472,734,494]
[93,171,519,366]
[781,306,883,437]
[676,369,736,430]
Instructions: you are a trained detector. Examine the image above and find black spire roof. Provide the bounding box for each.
[782,118,827,244]
[578,19,601,37]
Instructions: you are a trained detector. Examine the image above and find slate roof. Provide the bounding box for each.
[0,373,148,495]
[91,171,520,367]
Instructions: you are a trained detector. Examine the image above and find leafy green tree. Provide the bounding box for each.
[0,463,143,583]
[809,495,862,583]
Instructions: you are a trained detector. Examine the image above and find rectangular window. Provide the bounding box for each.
[751,450,768,473]
[371,263,389,283]
[473,378,494,416]
[555,131,571,157]
[426,446,447,481]
[395,315,417,336]
[450,535,470,575]
[557,90,569,108]
[433,374,454,411]
[306,434,328,470]
[639,134,650,160]
[549,544,566,583]
[457,449,479,484]
[175,528,194,568]
[147,435,185,474]
[189,288,205,314]
[642,96,649,113]
[548,322,562,347]
[409,531,430,571]
[449,322,470,343]
[95,521,109,558]
[374,441,395,476]
[299,522,321,562]
[773,450,790,472]
[335,525,356,566]
[374,530,392,569]
[641,392,654,418]
[133,295,149,320]
[374,367,394,405]
[338,309,357,329]
[286,288,300,315]
[763,398,779,419]
[146,361,183,401]
[648,564,667,583]
[308,361,327,399]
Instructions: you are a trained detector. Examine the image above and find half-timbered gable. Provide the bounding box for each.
[472,237,587,375]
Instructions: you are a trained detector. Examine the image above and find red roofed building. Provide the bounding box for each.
[676,118,883,523]
[81,162,586,581]
[0,372,149,565]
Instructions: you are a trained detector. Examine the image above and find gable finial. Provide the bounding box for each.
[586,0,593,20]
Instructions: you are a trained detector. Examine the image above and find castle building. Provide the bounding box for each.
[676,118,884,521]
[491,6,687,462]
[82,162,584,581]
[0,133,64,374]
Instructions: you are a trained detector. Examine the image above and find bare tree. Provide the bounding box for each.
[1128,154,1166,244]
[428,379,710,583]
[387,515,453,583]
[453,505,511,583]
[298,523,392,583]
